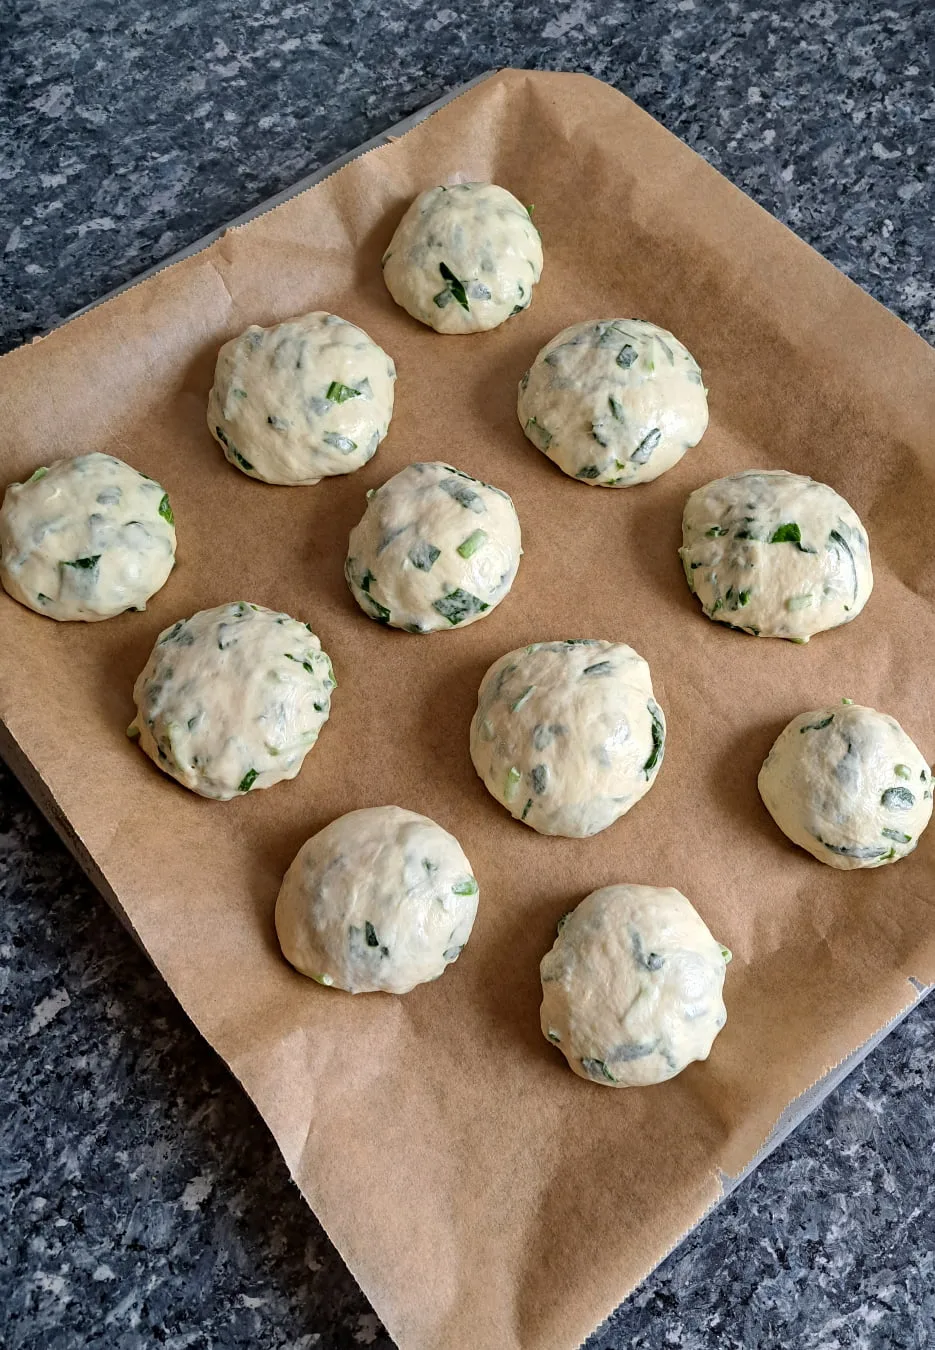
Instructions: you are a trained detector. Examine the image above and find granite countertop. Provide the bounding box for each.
[2,3,934,1346]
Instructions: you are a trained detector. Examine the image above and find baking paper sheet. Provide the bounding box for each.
[2,70,934,1350]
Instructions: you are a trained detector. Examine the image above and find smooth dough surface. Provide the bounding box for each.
[469,640,665,837]
[129,601,335,800]
[381,182,543,334]
[540,885,730,1087]
[345,461,521,632]
[0,453,176,621]
[680,469,873,641]
[517,319,708,486]
[207,311,396,485]
[275,805,480,994]
[758,703,933,869]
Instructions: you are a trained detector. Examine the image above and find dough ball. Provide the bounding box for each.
[469,640,665,837]
[275,805,480,994]
[129,601,336,800]
[517,319,707,487]
[345,461,521,632]
[680,469,873,641]
[0,453,176,621]
[540,884,730,1087]
[207,311,396,485]
[758,702,933,868]
[381,183,543,334]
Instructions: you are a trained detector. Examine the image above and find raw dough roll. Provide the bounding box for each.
[128,601,335,800]
[275,805,480,994]
[207,311,396,485]
[758,702,933,868]
[540,884,730,1087]
[381,182,543,334]
[680,469,873,641]
[0,453,176,621]
[469,640,665,837]
[345,461,521,632]
[517,319,707,486]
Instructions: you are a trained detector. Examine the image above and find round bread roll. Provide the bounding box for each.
[381,182,543,334]
[128,601,335,800]
[758,702,933,868]
[207,311,396,485]
[680,469,872,641]
[517,319,707,486]
[0,453,176,622]
[345,461,521,633]
[469,640,665,837]
[540,884,730,1087]
[275,805,480,994]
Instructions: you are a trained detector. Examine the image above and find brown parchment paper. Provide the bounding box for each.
[2,69,935,1350]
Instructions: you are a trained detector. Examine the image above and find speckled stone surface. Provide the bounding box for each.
[2,3,934,1347]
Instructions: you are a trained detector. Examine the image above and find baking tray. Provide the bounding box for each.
[6,67,932,1333]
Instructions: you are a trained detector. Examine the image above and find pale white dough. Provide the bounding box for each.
[680,469,873,641]
[0,453,176,621]
[207,311,396,485]
[517,319,708,486]
[381,182,543,334]
[129,601,335,800]
[469,640,666,837]
[758,702,933,868]
[275,805,480,994]
[540,884,730,1087]
[345,461,521,632]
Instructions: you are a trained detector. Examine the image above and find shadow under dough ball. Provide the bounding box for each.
[345,461,521,632]
[0,453,176,621]
[758,702,933,867]
[680,468,873,640]
[275,805,480,994]
[540,884,731,1087]
[381,182,543,333]
[517,318,708,486]
[470,639,665,837]
[128,601,336,799]
[207,311,396,485]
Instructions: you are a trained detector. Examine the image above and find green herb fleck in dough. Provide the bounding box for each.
[443,945,464,961]
[432,588,489,625]
[158,494,174,525]
[720,946,732,963]
[576,465,601,480]
[323,432,357,453]
[643,700,665,777]
[505,766,522,801]
[407,541,441,572]
[842,697,854,705]
[511,685,535,712]
[437,261,470,312]
[365,921,380,948]
[591,424,610,448]
[769,522,802,544]
[530,764,548,794]
[609,395,625,421]
[126,723,140,741]
[895,763,912,779]
[546,1028,561,1043]
[617,344,638,369]
[881,786,915,810]
[557,911,572,933]
[581,1058,617,1083]
[582,661,613,676]
[521,797,534,821]
[238,768,258,793]
[631,928,664,972]
[525,417,552,450]
[705,525,727,537]
[457,529,487,559]
[62,555,101,570]
[326,381,362,403]
[233,448,254,472]
[786,594,813,611]
[267,414,289,430]
[631,428,661,464]
[452,877,478,896]
[882,828,912,844]
[37,594,51,604]
[800,715,834,733]
[25,465,49,484]
[815,836,889,860]
[309,972,334,986]
[362,593,391,624]
[439,477,484,512]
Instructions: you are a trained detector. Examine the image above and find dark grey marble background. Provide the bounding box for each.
[2,3,934,1347]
